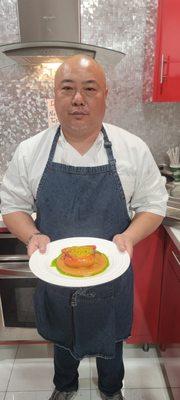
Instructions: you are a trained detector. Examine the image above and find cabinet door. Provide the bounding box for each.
[158,236,180,343]
[127,227,165,344]
[153,0,180,101]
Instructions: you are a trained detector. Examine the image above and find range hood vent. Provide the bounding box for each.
[1,42,96,65]
[0,0,125,66]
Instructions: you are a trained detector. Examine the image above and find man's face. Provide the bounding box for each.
[54,58,108,137]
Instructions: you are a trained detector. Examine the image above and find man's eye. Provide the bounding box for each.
[85,87,96,91]
[62,86,73,91]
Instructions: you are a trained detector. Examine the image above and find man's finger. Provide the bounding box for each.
[113,236,126,250]
[39,242,48,254]
[27,242,39,257]
[27,235,50,256]
[37,236,50,254]
[117,243,126,251]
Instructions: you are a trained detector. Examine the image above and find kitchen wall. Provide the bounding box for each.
[0,0,180,182]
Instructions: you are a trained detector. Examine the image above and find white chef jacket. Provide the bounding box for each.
[0,123,168,217]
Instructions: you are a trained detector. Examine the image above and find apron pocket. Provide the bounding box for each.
[72,290,116,359]
[34,281,73,347]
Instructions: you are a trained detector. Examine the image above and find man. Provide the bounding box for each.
[1,55,168,400]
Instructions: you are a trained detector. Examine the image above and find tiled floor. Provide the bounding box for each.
[0,343,178,399]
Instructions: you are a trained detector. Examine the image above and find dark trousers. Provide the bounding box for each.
[53,342,124,396]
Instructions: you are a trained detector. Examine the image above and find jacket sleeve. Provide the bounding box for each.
[1,143,35,215]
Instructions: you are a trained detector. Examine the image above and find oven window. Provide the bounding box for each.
[0,237,27,255]
[16,287,36,324]
[0,278,38,327]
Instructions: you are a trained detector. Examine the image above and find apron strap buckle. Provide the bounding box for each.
[109,159,116,168]
[104,140,112,148]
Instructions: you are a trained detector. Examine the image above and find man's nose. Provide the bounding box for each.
[72,90,85,105]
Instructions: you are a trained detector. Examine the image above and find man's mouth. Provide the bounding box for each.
[70,110,89,115]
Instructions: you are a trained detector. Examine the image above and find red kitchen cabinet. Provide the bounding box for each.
[158,235,180,344]
[153,0,180,101]
[126,226,165,344]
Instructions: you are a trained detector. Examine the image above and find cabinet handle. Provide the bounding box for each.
[172,251,180,266]
[160,54,168,84]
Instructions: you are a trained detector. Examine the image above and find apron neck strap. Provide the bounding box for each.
[48,125,61,163]
[101,125,116,168]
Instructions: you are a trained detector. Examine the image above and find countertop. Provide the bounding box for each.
[164,225,180,251]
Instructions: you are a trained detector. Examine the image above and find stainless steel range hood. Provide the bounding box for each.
[0,0,125,66]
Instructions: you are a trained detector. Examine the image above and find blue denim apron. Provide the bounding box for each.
[34,125,133,360]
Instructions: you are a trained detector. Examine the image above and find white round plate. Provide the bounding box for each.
[29,237,130,287]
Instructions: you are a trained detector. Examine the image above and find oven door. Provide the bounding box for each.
[0,235,44,342]
[0,259,37,328]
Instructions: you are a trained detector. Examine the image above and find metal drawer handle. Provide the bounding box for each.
[0,233,16,238]
[0,264,35,277]
[0,255,29,261]
[0,270,35,278]
[172,251,180,266]
[0,267,31,274]
[0,263,30,271]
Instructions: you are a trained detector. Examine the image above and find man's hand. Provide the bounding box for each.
[27,234,50,257]
[112,212,164,259]
[113,233,134,259]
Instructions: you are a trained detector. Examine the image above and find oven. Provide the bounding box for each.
[0,232,43,342]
